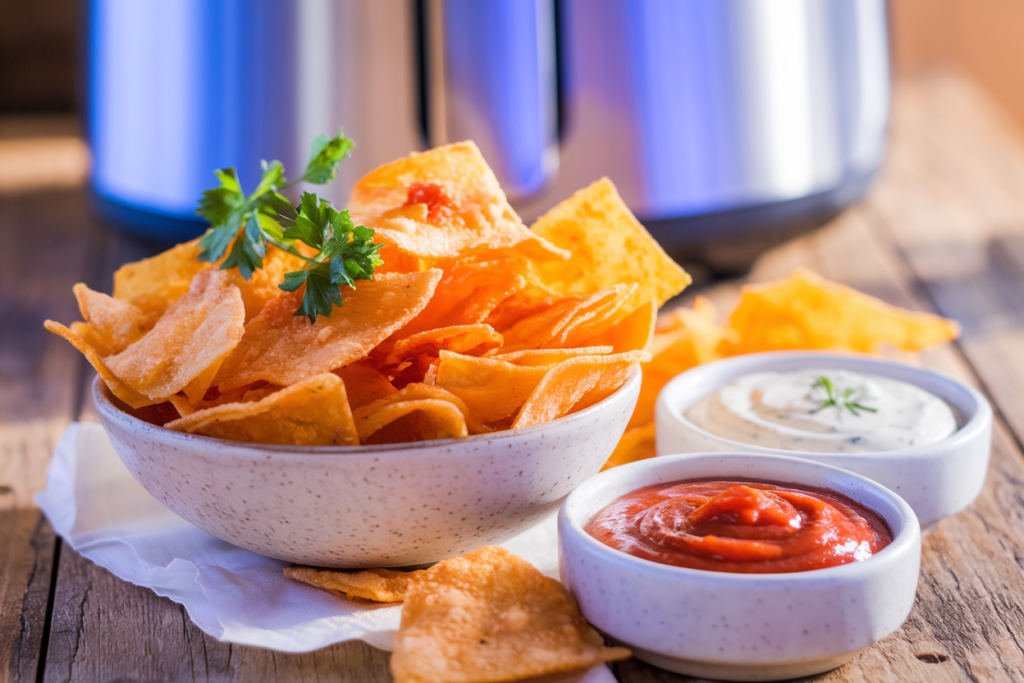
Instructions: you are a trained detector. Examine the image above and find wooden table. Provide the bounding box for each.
[4,72,1024,682]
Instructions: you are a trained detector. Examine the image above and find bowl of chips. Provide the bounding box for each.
[93,367,641,567]
[50,140,692,566]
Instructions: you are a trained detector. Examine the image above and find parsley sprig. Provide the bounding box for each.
[811,375,877,417]
[195,131,383,322]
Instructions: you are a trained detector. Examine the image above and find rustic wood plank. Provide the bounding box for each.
[0,510,56,683]
[42,549,393,683]
[0,187,105,682]
[867,72,1024,450]
[0,189,100,510]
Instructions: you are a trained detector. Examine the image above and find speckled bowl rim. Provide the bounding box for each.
[92,366,641,456]
[656,350,991,460]
[560,451,920,583]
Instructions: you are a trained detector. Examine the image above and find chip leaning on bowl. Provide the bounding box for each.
[46,141,690,446]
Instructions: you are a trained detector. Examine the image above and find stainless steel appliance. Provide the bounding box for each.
[88,0,889,271]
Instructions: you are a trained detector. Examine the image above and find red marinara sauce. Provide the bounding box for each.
[584,480,892,573]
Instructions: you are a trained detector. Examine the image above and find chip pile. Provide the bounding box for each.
[46,141,689,446]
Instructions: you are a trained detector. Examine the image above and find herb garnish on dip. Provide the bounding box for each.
[585,480,892,573]
[684,368,957,453]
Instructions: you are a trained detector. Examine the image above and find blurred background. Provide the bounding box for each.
[2,0,1024,274]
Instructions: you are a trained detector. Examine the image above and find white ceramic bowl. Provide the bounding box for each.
[656,351,992,529]
[559,452,921,681]
[93,370,640,568]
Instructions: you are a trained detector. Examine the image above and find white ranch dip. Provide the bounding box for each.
[685,369,958,453]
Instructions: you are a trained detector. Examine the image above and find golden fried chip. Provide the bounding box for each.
[499,285,632,352]
[376,325,504,388]
[73,283,156,356]
[391,546,630,683]
[44,320,157,408]
[165,373,358,446]
[722,269,961,355]
[558,285,641,350]
[284,566,421,603]
[334,362,398,409]
[401,255,530,336]
[354,399,468,444]
[530,177,691,310]
[348,142,568,264]
[112,238,210,315]
[105,269,245,401]
[435,352,550,425]
[490,347,614,366]
[583,298,657,353]
[353,382,484,440]
[214,270,442,392]
[513,351,649,429]
[629,296,731,429]
[602,423,657,471]
[385,325,503,366]
[166,394,197,417]
[229,244,308,321]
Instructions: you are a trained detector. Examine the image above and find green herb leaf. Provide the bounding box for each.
[219,212,266,279]
[811,375,877,417]
[196,168,244,226]
[302,131,354,184]
[276,193,384,322]
[194,134,381,322]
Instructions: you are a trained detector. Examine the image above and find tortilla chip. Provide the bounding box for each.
[391,546,630,683]
[602,423,657,470]
[121,401,184,427]
[44,320,158,408]
[165,373,359,446]
[385,325,503,366]
[73,283,156,356]
[722,269,961,355]
[284,565,421,603]
[435,352,550,425]
[353,382,484,440]
[498,285,633,353]
[105,269,245,401]
[334,362,398,409]
[530,177,691,310]
[354,399,468,444]
[376,324,504,388]
[583,298,657,353]
[112,238,210,315]
[512,351,648,429]
[229,244,309,321]
[166,394,197,417]
[213,270,442,392]
[348,141,568,264]
[490,347,614,366]
[401,255,530,336]
[629,296,731,429]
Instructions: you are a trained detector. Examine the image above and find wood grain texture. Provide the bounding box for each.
[867,73,1024,452]
[42,548,392,683]
[0,510,56,683]
[0,189,101,510]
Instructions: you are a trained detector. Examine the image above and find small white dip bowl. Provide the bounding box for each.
[93,369,640,568]
[655,351,992,529]
[558,452,921,681]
